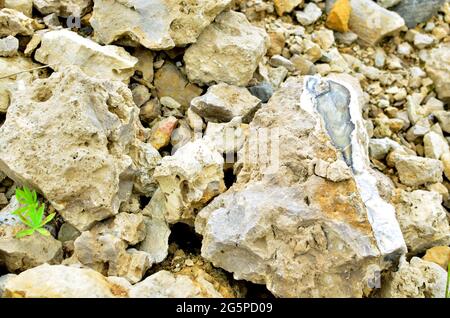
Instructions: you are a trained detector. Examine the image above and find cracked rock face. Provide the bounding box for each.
[35,29,138,82]
[90,0,232,50]
[33,0,93,17]
[0,66,145,231]
[184,10,269,86]
[195,75,406,297]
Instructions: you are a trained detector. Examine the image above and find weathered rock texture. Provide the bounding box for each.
[380,257,448,298]
[422,44,450,103]
[390,0,447,28]
[33,0,93,17]
[195,75,406,297]
[90,0,232,50]
[0,197,63,272]
[35,29,138,82]
[184,11,269,86]
[0,67,146,231]
[0,8,41,37]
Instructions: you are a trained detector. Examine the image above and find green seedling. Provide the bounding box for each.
[12,186,55,238]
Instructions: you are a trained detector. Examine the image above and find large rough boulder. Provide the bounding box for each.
[0,197,63,272]
[184,11,269,86]
[34,29,138,82]
[33,0,93,17]
[0,66,147,231]
[195,74,406,297]
[90,0,232,50]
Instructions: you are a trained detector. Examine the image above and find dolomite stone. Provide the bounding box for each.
[33,0,92,17]
[0,197,63,272]
[203,119,248,155]
[130,270,223,298]
[423,246,450,270]
[326,0,405,46]
[295,3,322,26]
[0,8,41,37]
[0,57,35,113]
[395,155,443,186]
[69,213,149,283]
[380,257,448,298]
[190,83,261,124]
[90,0,232,50]
[423,131,449,160]
[154,139,225,225]
[0,67,145,231]
[390,0,447,28]
[369,138,401,160]
[130,141,161,197]
[0,36,18,57]
[393,190,450,254]
[35,29,138,82]
[3,264,129,298]
[195,75,406,298]
[154,62,202,109]
[4,0,33,17]
[184,11,269,87]
[273,0,303,16]
[422,44,450,103]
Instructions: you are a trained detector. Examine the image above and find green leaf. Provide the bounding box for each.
[446,262,450,298]
[36,228,50,236]
[12,206,28,216]
[36,203,45,224]
[41,212,56,226]
[15,228,35,238]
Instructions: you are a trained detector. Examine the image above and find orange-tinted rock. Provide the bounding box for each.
[149,116,178,150]
[326,0,351,32]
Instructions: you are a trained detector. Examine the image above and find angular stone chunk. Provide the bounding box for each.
[90,0,232,50]
[0,8,41,37]
[3,264,129,298]
[4,0,33,17]
[33,0,93,17]
[422,44,450,103]
[184,11,269,86]
[190,83,261,123]
[273,0,303,16]
[0,67,143,231]
[0,36,19,57]
[395,155,443,186]
[380,257,448,298]
[0,197,63,272]
[393,190,450,254]
[423,246,450,270]
[195,75,406,297]
[326,0,405,46]
[154,139,225,225]
[34,29,138,82]
[130,270,223,298]
[390,0,447,28]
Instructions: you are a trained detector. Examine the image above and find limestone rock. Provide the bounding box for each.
[0,274,16,297]
[295,3,322,26]
[0,56,41,113]
[90,0,232,50]
[422,44,450,102]
[0,8,41,37]
[3,264,129,297]
[154,62,202,109]
[423,131,449,160]
[130,141,161,196]
[203,119,248,155]
[149,116,178,150]
[190,83,261,124]
[393,190,450,254]
[380,257,448,298]
[326,0,351,32]
[327,0,405,46]
[4,0,32,17]
[195,75,406,297]
[184,11,269,87]
[0,36,18,57]
[154,139,225,225]
[0,67,143,231]
[0,197,63,272]
[390,0,447,28]
[130,270,223,298]
[273,0,303,16]
[423,246,450,270]
[34,29,138,82]
[377,0,402,8]
[395,155,443,186]
[69,212,149,283]
[33,0,92,17]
